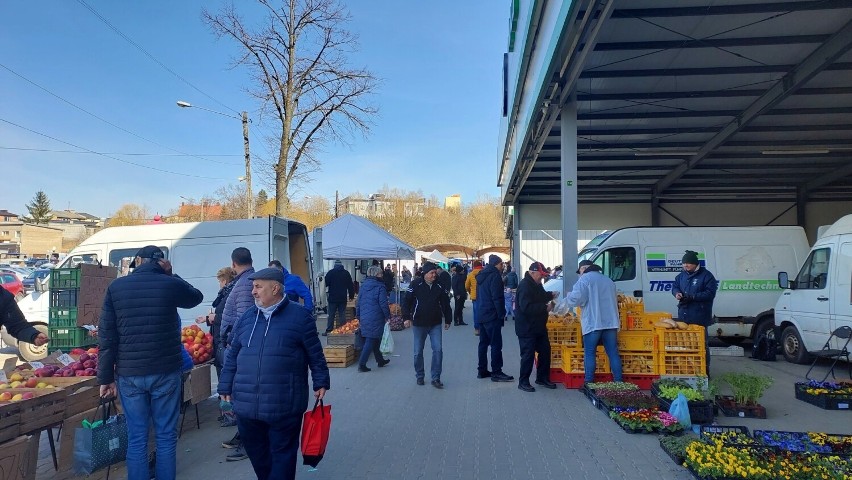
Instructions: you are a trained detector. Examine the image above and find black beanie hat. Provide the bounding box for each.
[682,250,700,265]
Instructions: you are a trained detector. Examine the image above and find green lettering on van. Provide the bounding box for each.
[718,280,780,291]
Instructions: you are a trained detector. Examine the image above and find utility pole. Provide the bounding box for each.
[242,111,254,218]
[335,190,339,218]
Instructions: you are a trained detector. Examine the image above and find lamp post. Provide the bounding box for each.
[176,100,253,218]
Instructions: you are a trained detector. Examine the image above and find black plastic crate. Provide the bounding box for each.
[657,395,715,424]
[794,383,852,410]
[699,425,750,441]
[50,289,79,308]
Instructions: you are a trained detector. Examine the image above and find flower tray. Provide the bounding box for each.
[612,417,684,435]
[659,439,685,466]
[794,383,852,410]
[579,385,602,409]
[686,466,738,480]
[656,395,715,424]
[753,430,852,456]
[715,395,767,419]
[699,424,750,441]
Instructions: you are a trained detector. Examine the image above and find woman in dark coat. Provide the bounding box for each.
[197,266,236,379]
[356,265,391,372]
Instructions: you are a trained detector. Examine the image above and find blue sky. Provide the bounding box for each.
[1,1,507,218]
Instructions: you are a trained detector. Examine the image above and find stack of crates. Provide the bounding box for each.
[655,324,707,375]
[48,268,90,349]
[560,345,610,374]
[546,316,581,369]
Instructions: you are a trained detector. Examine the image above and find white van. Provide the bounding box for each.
[579,226,811,342]
[7,217,313,360]
[775,214,852,363]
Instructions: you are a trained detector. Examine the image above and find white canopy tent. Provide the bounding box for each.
[320,214,415,260]
[423,249,450,265]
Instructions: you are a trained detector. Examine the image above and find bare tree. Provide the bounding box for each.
[107,204,150,227]
[204,0,379,215]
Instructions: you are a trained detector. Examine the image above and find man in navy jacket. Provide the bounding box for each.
[219,268,329,480]
[672,250,718,374]
[97,245,203,480]
[324,260,354,335]
[476,255,514,383]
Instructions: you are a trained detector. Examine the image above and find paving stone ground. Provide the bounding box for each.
[26,302,852,479]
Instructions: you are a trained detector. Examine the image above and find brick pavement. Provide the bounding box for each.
[31,302,851,479]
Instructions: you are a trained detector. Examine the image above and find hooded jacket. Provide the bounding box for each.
[402,277,452,327]
[514,273,552,337]
[97,261,203,385]
[281,267,314,311]
[465,266,483,300]
[475,264,506,323]
[221,266,255,344]
[672,267,718,326]
[356,276,390,338]
[325,264,355,303]
[218,298,330,422]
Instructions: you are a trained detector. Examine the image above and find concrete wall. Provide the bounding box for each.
[20,224,64,256]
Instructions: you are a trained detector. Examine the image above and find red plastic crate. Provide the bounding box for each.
[623,374,660,390]
[561,372,613,389]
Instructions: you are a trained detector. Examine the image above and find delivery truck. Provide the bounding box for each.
[5,216,313,361]
[578,226,811,343]
[775,214,852,364]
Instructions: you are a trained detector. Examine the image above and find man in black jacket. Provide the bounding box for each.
[476,255,514,383]
[450,265,468,326]
[402,262,452,388]
[0,287,48,348]
[97,245,203,480]
[324,260,354,335]
[514,262,557,392]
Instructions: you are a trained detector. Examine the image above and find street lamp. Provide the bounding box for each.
[176,100,253,218]
[179,195,205,222]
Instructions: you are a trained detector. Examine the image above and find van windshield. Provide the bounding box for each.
[584,231,612,249]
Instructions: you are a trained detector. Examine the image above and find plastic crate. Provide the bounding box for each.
[50,289,79,308]
[617,331,655,352]
[546,321,581,347]
[49,268,81,289]
[621,352,658,374]
[618,302,644,315]
[623,374,660,390]
[48,326,90,349]
[794,383,852,410]
[623,314,655,331]
[562,372,613,389]
[656,325,705,353]
[657,396,715,424]
[657,352,707,376]
[561,345,609,374]
[48,307,78,327]
[699,425,750,441]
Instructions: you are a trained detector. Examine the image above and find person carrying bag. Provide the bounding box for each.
[73,397,128,477]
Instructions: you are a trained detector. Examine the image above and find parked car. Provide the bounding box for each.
[0,268,27,283]
[0,272,24,300]
[22,268,51,293]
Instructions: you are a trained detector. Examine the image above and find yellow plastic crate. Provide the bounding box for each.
[560,345,609,374]
[618,302,644,316]
[617,331,655,352]
[656,324,706,353]
[644,311,674,322]
[657,352,707,376]
[547,321,581,347]
[620,351,657,374]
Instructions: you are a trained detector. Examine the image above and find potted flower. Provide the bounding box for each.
[715,371,773,419]
[659,434,699,465]
[609,408,684,434]
[652,378,715,424]
[794,380,852,410]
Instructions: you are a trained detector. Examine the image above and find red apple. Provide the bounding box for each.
[24,378,38,388]
[21,392,35,400]
[83,360,95,369]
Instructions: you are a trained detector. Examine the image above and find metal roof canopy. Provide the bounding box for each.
[504,0,852,214]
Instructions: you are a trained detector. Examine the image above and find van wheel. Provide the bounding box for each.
[18,324,49,362]
[781,326,809,364]
[752,320,774,342]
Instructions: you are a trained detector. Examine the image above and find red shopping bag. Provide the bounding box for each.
[300,399,331,467]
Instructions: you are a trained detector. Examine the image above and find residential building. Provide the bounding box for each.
[444,194,461,210]
[337,194,427,218]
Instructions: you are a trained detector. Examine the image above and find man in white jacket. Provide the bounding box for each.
[563,260,623,384]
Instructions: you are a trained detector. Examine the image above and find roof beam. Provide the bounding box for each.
[609,1,851,18]
[803,162,852,191]
[576,86,852,102]
[595,35,828,52]
[579,106,852,121]
[580,62,852,79]
[653,19,852,197]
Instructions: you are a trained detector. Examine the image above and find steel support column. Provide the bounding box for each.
[561,96,579,296]
[796,187,808,227]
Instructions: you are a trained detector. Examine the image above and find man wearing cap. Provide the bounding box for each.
[514,262,557,392]
[564,260,623,385]
[475,255,514,382]
[402,262,453,388]
[672,250,717,374]
[324,260,355,335]
[97,246,203,480]
[218,268,329,480]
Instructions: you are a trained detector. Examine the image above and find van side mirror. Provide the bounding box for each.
[778,272,791,290]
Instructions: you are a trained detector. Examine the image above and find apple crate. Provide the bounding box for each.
[4,388,67,434]
[560,345,609,374]
[0,401,22,443]
[323,345,356,368]
[327,330,363,350]
[37,377,99,417]
[617,331,655,352]
[547,321,581,347]
[656,325,705,353]
[620,351,657,375]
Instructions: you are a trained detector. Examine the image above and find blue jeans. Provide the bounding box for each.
[412,324,443,381]
[117,371,182,480]
[472,299,480,329]
[583,329,623,383]
[237,414,302,480]
[478,320,504,374]
[358,336,384,367]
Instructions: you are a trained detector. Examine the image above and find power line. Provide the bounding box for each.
[0,118,228,180]
[75,0,240,116]
[0,146,240,157]
[0,62,242,166]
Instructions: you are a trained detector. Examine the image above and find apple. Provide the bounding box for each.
[83,368,96,376]
[11,394,22,402]
[21,392,35,400]
[36,382,47,389]
[79,353,90,362]
[25,378,38,388]
[9,373,23,382]
[69,362,82,371]
[0,392,11,401]
[83,360,96,369]
[61,369,75,377]
[87,347,98,354]
[10,381,22,388]
[0,383,7,390]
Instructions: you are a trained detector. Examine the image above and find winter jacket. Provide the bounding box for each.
[325,265,355,303]
[281,267,314,311]
[475,265,506,323]
[437,270,451,294]
[564,270,619,336]
[383,269,395,293]
[401,270,412,283]
[451,273,467,300]
[97,261,203,385]
[514,273,552,337]
[0,287,39,343]
[221,267,255,345]
[402,278,452,327]
[356,277,390,339]
[218,298,330,422]
[211,280,236,342]
[465,267,483,300]
[504,271,519,289]
[672,267,718,326]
